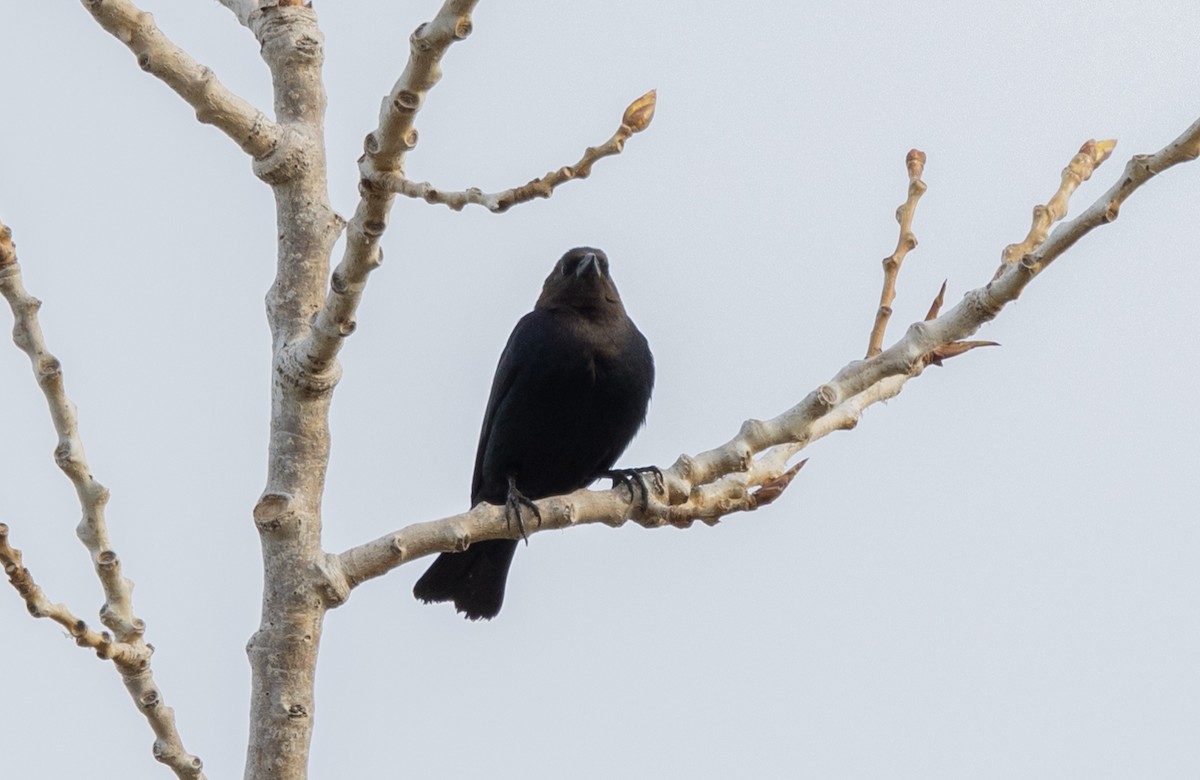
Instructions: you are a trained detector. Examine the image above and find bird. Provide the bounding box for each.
[413,247,655,620]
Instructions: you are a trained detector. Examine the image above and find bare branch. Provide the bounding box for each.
[80,0,280,158]
[918,282,999,364]
[235,6,344,779]
[0,523,147,667]
[291,0,478,379]
[332,444,806,592]
[997,138,1116,275]
[679,142,1138,496]
[0,223,205,780]
[867,149,927,358]
[0,225,123,631]
[381,89,658,212]
[250,4,345,347]
[333,116,1200,598]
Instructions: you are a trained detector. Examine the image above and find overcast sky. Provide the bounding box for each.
[2,2,1198,778]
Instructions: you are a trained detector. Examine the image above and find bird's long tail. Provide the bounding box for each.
[412,539,518,620]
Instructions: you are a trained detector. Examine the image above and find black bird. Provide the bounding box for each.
[413,247,655,620]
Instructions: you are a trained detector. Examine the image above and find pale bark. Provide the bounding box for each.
[0,226,205,779]
[297,0,480,378]
[2,2,1198,779]
[999,139,1117,269]
[242,5,340,779]
[81,0,280,158]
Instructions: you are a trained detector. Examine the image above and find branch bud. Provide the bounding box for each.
[623,90,657,133]
[1086,138,1117,164]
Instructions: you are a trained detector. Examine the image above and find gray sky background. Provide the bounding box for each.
[2,2,1198,778]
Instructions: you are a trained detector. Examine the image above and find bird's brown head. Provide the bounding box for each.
[535,247,625,316]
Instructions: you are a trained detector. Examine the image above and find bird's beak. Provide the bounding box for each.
[576,252,601,278]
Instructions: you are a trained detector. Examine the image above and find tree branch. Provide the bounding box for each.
[989,138,1116,285]
[380,89,658,212]
[867,149,927,357]
[81,0,280,159]
[999,138,1116,271]
[234,5,344,780]
[332,116,1200,597]
[1,224,127,638]
[332,444,807,593]
[0,523,148,667]
[0,223,205,780]
[249,3,345,349]
[291,0,479,379]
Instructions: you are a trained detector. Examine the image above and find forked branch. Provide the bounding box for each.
[293,0,480,378]
[0,523,148,667]
[81,0,280,158]
[0,223,205,779]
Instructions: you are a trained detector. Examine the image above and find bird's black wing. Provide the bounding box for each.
[415,311,559,620]
[469,310,545,506]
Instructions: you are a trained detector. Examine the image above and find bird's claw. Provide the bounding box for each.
[505,476,541,545]
[604,466,663,512]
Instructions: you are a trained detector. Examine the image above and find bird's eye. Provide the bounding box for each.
[560,259,575,277]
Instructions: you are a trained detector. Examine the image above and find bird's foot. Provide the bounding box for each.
[505,476,542,545]
[603,466,663,512]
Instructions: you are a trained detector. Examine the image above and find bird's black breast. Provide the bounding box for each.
[471,307,654,506]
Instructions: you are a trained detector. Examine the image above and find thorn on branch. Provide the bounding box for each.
[924,340,1000,367]
[925,280,948,321]
[752,459,808,507]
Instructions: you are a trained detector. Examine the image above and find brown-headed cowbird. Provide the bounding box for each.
[413,247,655,620]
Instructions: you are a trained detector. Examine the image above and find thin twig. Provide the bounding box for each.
[0,523,148,666]
[867,149,927,357]
[381,90,657,212]
[996,138,1116,276]
[0,222,205,780]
